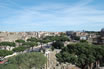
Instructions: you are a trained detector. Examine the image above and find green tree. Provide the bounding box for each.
[27,37,38,42]
[52,41,64,49]
[0,42,16,50]
[0,64,18,69]
[72,36,80,40]
[15,39,25,43]
[43,36,55,41]
[56,43,104,69]
[0,52,47,69]
[51,46,54,51]
[80,40,88,43]
[22,42,38,51]
[0,50,13,58]
[13,46,27,52]
[15,39,25,46]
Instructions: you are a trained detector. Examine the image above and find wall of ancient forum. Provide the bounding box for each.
[0,31,61,42]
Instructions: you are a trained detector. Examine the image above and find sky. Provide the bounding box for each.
[0,0,104,32]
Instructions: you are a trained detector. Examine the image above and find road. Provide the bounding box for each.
[24,42,53,52]
[4,42,53,59]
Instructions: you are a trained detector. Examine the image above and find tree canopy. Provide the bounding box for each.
[0,50,13,57]
[0,42,16,47]
[52,41,64,49]
[15,39,25,43]
[0,52,47,69]
[12,46,27,52]
[22,42,37,48]
[56,42,104,69]
[27,37,38,42]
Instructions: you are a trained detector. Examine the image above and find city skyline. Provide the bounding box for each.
[0,0,104,32]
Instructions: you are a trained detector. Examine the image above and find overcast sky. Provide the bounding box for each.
[0,0,104,32]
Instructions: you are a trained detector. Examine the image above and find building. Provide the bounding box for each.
[100,28,104,44]
[93,28,104,44]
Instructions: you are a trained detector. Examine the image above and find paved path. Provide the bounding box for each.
[24,42,53,52]
[4,42,53,58]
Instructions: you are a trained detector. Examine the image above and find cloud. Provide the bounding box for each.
[0,0,104,31]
